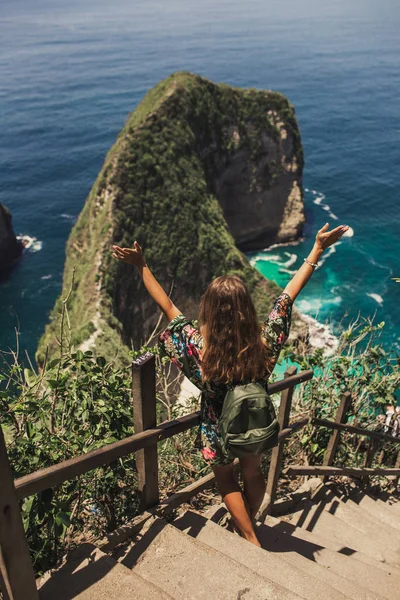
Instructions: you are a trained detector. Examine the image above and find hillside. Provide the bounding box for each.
[36,72,308,367]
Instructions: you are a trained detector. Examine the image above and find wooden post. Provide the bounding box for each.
[266,366,297,514]
[321,391,352,482]
[362,437,379,486]
[132,352,159,511]
[0,547,12,600]
[0,426,39,600]
[394,450,400,491]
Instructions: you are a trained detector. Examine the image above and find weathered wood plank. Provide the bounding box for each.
[0,546,12,600]
[312,417,400,445]
[0,426,38,600]
[266,366,298,513]
[132,353,159,510]
[322,391,352,482]
[362,437,379,485]
[15,411,200,500]
[267,369,313,395]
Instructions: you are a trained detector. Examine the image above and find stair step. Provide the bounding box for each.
[376,491,400,509]
[346,496,400,531]
[330,489,400,537]
[376,497,400,514]
[313,486,400,553]
[37,543,171,600]
[265,514,400,578]
[129,517,303,600]
[287,498,400,566]
[264,515,400,600]
[174,508,361,600]
[349,490,400,532]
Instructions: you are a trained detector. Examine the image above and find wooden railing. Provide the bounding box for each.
[0,353,399,600]
[285,389,400,481]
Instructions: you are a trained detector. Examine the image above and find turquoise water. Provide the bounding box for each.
[0,0,399,364]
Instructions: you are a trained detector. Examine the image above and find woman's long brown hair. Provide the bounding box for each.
[198,274,273,384]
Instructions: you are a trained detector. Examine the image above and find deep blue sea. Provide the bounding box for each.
[1,0,399,365]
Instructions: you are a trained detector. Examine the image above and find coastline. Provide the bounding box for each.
[300,312,339,357]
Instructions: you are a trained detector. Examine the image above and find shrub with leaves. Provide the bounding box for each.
[0,344,139,574]
[281,315,400,472]
[0,282,206,575]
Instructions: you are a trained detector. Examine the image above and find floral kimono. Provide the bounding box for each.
[158,292,293,467]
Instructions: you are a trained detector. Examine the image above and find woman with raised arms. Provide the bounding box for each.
[112,221,349,545]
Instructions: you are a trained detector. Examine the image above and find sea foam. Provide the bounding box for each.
[366,293,384,306]
[308,189,339,221]
[300,312,339,357]
[283,252,297,268]
[17,235,43,252]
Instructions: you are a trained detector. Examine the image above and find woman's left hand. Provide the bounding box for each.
[112,241,146,268]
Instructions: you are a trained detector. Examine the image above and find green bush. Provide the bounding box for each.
[281,316,400,471]
[0,285,205,575]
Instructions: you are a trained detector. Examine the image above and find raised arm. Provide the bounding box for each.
[284,223,349,303]
[111,241,182,322]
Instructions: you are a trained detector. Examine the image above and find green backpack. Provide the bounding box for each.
[218,381,280,460]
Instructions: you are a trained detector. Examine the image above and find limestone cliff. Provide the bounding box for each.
[36,72,308,367]
[0,203,23,271]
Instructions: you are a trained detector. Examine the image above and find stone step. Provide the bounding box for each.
[376,491,400,509]
[204,503,394,599]
[313,486,400,553]
[287,498,400,566]
[376,496,400,514]
[37,543,172,600]
[330,488,400,538]
[264,515,400,600]
[349,490,400,532]
[174,508,362,600]
[129,517,303,600]
[265,513,400,578]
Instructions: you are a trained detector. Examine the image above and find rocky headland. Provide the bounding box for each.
[0,203,23,272]
[36,72,308,367]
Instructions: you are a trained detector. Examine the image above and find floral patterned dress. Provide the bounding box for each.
[158,291,293,467]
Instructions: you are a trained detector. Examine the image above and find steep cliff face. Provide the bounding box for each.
[36,72,307,366]
[214,111,304,251]
[0,203,23,271]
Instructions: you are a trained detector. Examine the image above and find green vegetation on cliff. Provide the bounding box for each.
[37,72,306,367]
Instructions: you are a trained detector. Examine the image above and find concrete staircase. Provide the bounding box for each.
[37,484,400,599]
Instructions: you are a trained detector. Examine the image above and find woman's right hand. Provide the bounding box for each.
[112,241,146,269]
[315,223,349,251]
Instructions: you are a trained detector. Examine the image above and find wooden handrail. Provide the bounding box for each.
[14,368,313,501]
[15,411,200,500]
[279,417,309,441]
[268,369,313,394]
[312,417,400,445]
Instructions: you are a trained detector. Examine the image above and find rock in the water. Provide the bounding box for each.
[37,72,308,366]
[0,203,23,271]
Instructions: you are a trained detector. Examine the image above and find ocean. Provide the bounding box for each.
[1,0,399,365]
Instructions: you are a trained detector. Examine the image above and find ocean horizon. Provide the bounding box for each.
[1,0,399,364]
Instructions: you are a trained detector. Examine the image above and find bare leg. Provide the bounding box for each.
[239,455,266,520]
[212,462,261,546]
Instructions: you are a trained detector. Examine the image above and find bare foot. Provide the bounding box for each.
[231,521,261,547]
